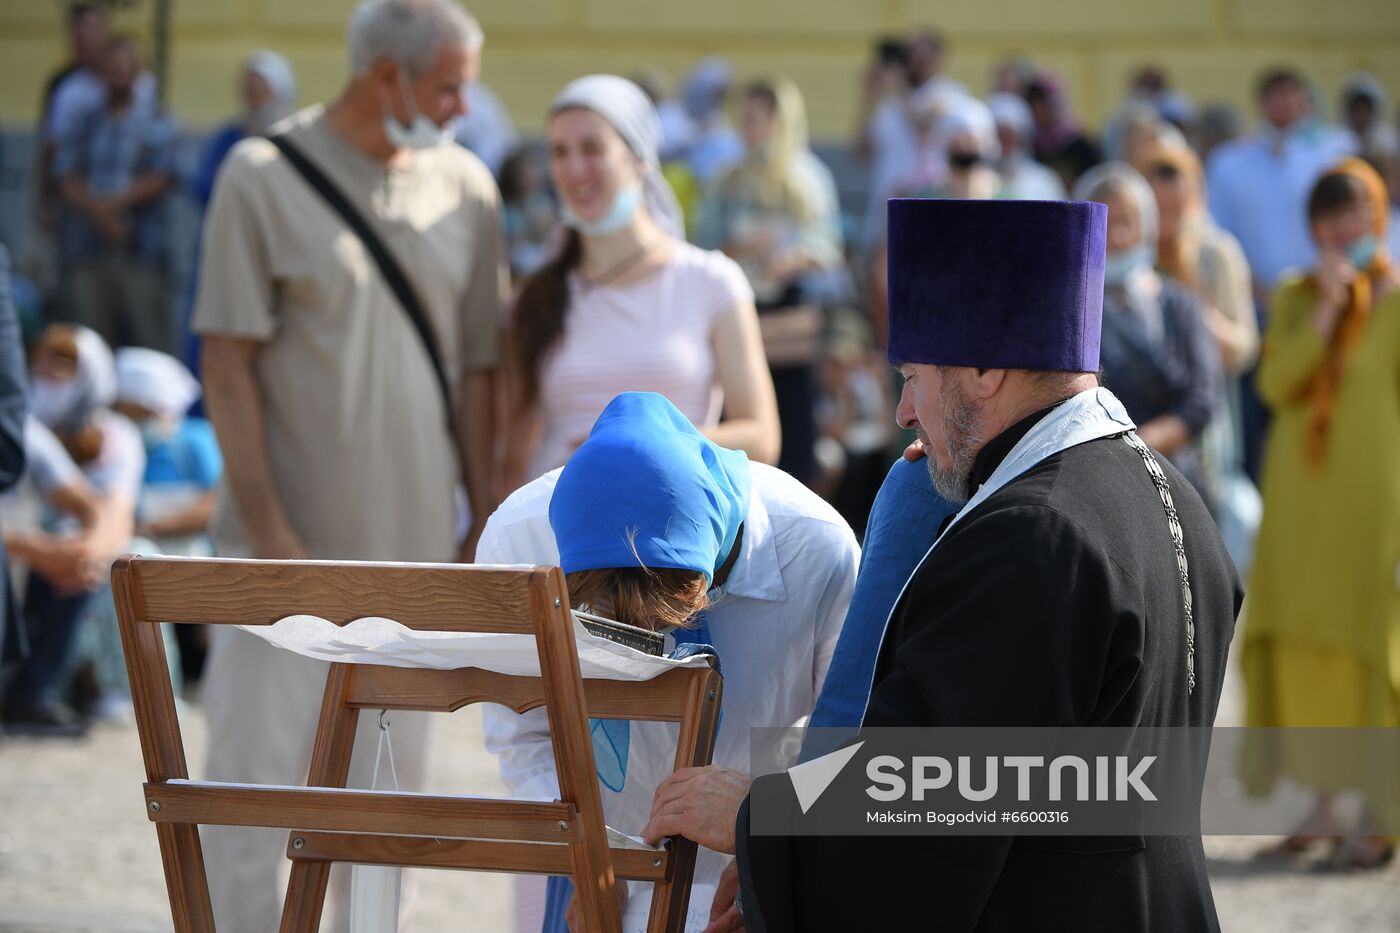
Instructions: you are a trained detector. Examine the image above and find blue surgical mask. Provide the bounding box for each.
[1103,245,1153,287]
[1345,233,1378,271]
[561,184,642,237]
[382,71,452,151]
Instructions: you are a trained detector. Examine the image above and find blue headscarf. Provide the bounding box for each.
[549,392,751,585]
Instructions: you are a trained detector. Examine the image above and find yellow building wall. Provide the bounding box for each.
[1,0,1398,137]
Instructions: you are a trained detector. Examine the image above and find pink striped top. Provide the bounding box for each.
[525,242,754,481]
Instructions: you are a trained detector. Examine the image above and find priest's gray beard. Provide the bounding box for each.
[921,377,983,506]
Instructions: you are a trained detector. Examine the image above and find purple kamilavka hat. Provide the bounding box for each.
[887,199,1107,372]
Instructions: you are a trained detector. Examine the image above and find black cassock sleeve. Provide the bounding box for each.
[736,503,1144,932]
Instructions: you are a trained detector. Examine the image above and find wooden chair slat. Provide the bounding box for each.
[284,832,672,883]
[144,782,581,843]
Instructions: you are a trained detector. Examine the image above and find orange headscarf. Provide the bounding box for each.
[1303,158,1395,470]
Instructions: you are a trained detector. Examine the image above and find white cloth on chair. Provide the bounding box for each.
[238,604,712,680]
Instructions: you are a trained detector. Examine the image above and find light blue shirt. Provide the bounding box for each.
[1205,122,1353,293]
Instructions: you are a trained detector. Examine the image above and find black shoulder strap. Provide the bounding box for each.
[267,133,455,436]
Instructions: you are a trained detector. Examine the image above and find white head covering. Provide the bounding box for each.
[246,49,298,109]
[244,49,298,134]
[33,325,116,430]
[116,347,202,420]
[938,96,1001,160]
[1073,161,1159,258]
[551,74,684,238]
[988,92,1034,146]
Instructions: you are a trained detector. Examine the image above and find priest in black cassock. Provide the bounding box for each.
[642,198,1243,932]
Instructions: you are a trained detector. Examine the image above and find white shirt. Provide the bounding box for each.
[479,462,859,929]
[1001,153,1067,201]
[23,413,143,500]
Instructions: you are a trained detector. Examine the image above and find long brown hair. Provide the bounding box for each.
[564,566,709,631]
[507,227,582,409]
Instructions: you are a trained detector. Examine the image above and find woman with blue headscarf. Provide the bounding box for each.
[500,75,780,499]
[480,392,858,933]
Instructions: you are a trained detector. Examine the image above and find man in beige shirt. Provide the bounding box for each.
[191,1,502,928]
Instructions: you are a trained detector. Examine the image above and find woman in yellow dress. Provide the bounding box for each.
[1244,158,1399,868]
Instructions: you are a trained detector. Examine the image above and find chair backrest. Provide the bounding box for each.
[114,555,721,933]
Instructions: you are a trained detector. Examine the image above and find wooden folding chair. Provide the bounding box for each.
[113,555,723,933]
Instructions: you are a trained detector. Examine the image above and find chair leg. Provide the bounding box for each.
[647,668,723,933]
[156,823,217,932]
[113,565,217,933]
[279,664,361,933]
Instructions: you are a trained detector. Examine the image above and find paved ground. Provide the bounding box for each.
[1,673,1397,932]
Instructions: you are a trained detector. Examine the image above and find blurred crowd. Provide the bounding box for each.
[0,0,1397,908]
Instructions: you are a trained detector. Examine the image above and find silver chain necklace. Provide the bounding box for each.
[1120,430,1196,695]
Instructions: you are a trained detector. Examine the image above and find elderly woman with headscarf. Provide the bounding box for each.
[193,50,298,206]
[482,392,858,933]
[1073,162,1223,497]
[1,324,142,736]
[501,75,779,497]
[1243,159,1400,869]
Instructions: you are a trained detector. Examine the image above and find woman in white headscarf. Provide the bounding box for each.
[500,74,779,495]
[2,324,143,735]
[1073,162,1224,499]
[113,347,221,552]
[194,50,298,206]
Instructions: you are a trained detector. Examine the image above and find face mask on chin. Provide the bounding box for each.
[382,69,452,151]
[1103,245,1153,287]
[561,184,643,237]
[1345,233,1378,271]
[30,376,84,428]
